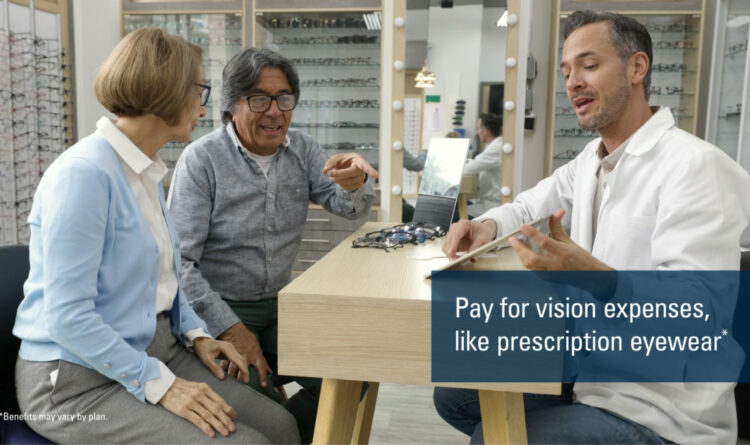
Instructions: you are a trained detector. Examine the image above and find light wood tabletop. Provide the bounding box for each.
[278,222,560,444]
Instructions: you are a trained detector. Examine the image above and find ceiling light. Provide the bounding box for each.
[415,59,435,88]
[363,12,382,31]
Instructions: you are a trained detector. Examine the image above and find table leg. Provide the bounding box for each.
[312,378,364,445]
[352,382,379,444]
[478,390,527,445]
[457,195,469,220]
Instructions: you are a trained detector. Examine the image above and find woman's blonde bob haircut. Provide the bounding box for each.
[95,28,203,126]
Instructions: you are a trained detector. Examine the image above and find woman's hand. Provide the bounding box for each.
[193,337,250,384]
[159,377,236,438]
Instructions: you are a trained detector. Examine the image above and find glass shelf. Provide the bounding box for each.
[553,134,597,138]
[274,41,378,46]
[707,0,750,168]
[297,106,379,110]
[295,63,380,67]
[265,27,380,34]
[651,70,697,74]
[725,48,747,58]
[320,147,378,151]
[300,85,379,89]
[653,47,698,52]
[648,30,698,35]
[291,125,380,130]
[651,92,695,97]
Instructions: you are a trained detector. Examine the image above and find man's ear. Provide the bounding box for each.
[629,51,650,86]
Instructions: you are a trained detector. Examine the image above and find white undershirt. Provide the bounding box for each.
[246,150,276,178]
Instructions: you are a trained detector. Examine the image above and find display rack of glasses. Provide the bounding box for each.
[706,0,750,174]
[121,11,243,182]
[546,1,705,174]
[1,0,73,246]
[253,11,382,166]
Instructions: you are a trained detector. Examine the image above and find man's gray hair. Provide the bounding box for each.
[220,47,300,123]
[562,10,653,100]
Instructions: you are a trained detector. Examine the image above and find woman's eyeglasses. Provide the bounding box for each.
[194,82,211,106]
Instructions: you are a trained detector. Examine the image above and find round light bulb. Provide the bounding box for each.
[505,57,517,68]
[392,100,403,111]
[504,100,515,111]
[502,143,513,154]
[507,13,518,26]
[392,141,403,151]
[392,185,402,196]
[394,17,405,28]
[394,60,405,71]
[501,186,512,196]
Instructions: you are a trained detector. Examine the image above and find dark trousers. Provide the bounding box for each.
[226,299,320,444]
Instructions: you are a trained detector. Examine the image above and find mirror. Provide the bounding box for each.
[411,137,470,228]
[402,0,507,198]
[405,0,507,145]
[418,138,471,198]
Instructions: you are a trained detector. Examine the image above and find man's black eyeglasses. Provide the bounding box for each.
[195,82,211,106]
[246,94,297,113]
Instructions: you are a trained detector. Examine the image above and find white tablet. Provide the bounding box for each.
[424,215,550,279]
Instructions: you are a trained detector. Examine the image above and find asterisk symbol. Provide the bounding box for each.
[722,329,728,336]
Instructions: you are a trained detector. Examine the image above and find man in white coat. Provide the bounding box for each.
[464,113,503,216]
[434,10,750,445]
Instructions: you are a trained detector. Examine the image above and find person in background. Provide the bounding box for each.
[463,113,503,216]
[13,28,299,443]
[167,47,376,443]
[435,10,750,444]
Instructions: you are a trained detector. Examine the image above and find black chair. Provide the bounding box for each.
[0,245,53,444]
[738,251,750,439]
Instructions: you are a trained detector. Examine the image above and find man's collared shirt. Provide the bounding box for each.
[168,123,376,336]
[227,121,283,178]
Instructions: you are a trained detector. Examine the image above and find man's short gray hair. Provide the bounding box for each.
[220,47,300,124]
[562,10,653,100]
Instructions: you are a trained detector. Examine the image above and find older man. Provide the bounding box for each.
[435,10,750,445]
[168,47,376,443]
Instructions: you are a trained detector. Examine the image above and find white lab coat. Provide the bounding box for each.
[463,136,502,216]
[481,107,750,444]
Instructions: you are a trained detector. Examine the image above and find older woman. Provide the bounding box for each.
[12,28,299,444]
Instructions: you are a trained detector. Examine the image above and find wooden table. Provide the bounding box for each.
[457,174,479,220]
[278,222,560,444]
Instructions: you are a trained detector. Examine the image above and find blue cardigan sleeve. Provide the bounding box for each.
[40,157,161,402]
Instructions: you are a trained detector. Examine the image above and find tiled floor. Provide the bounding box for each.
[286,382,750,444]
[368,384,466,444]
[284,382,465,444]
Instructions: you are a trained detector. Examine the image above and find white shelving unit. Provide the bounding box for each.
[707,0,750,173]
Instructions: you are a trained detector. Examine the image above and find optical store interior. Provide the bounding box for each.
[2,0,750,444]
